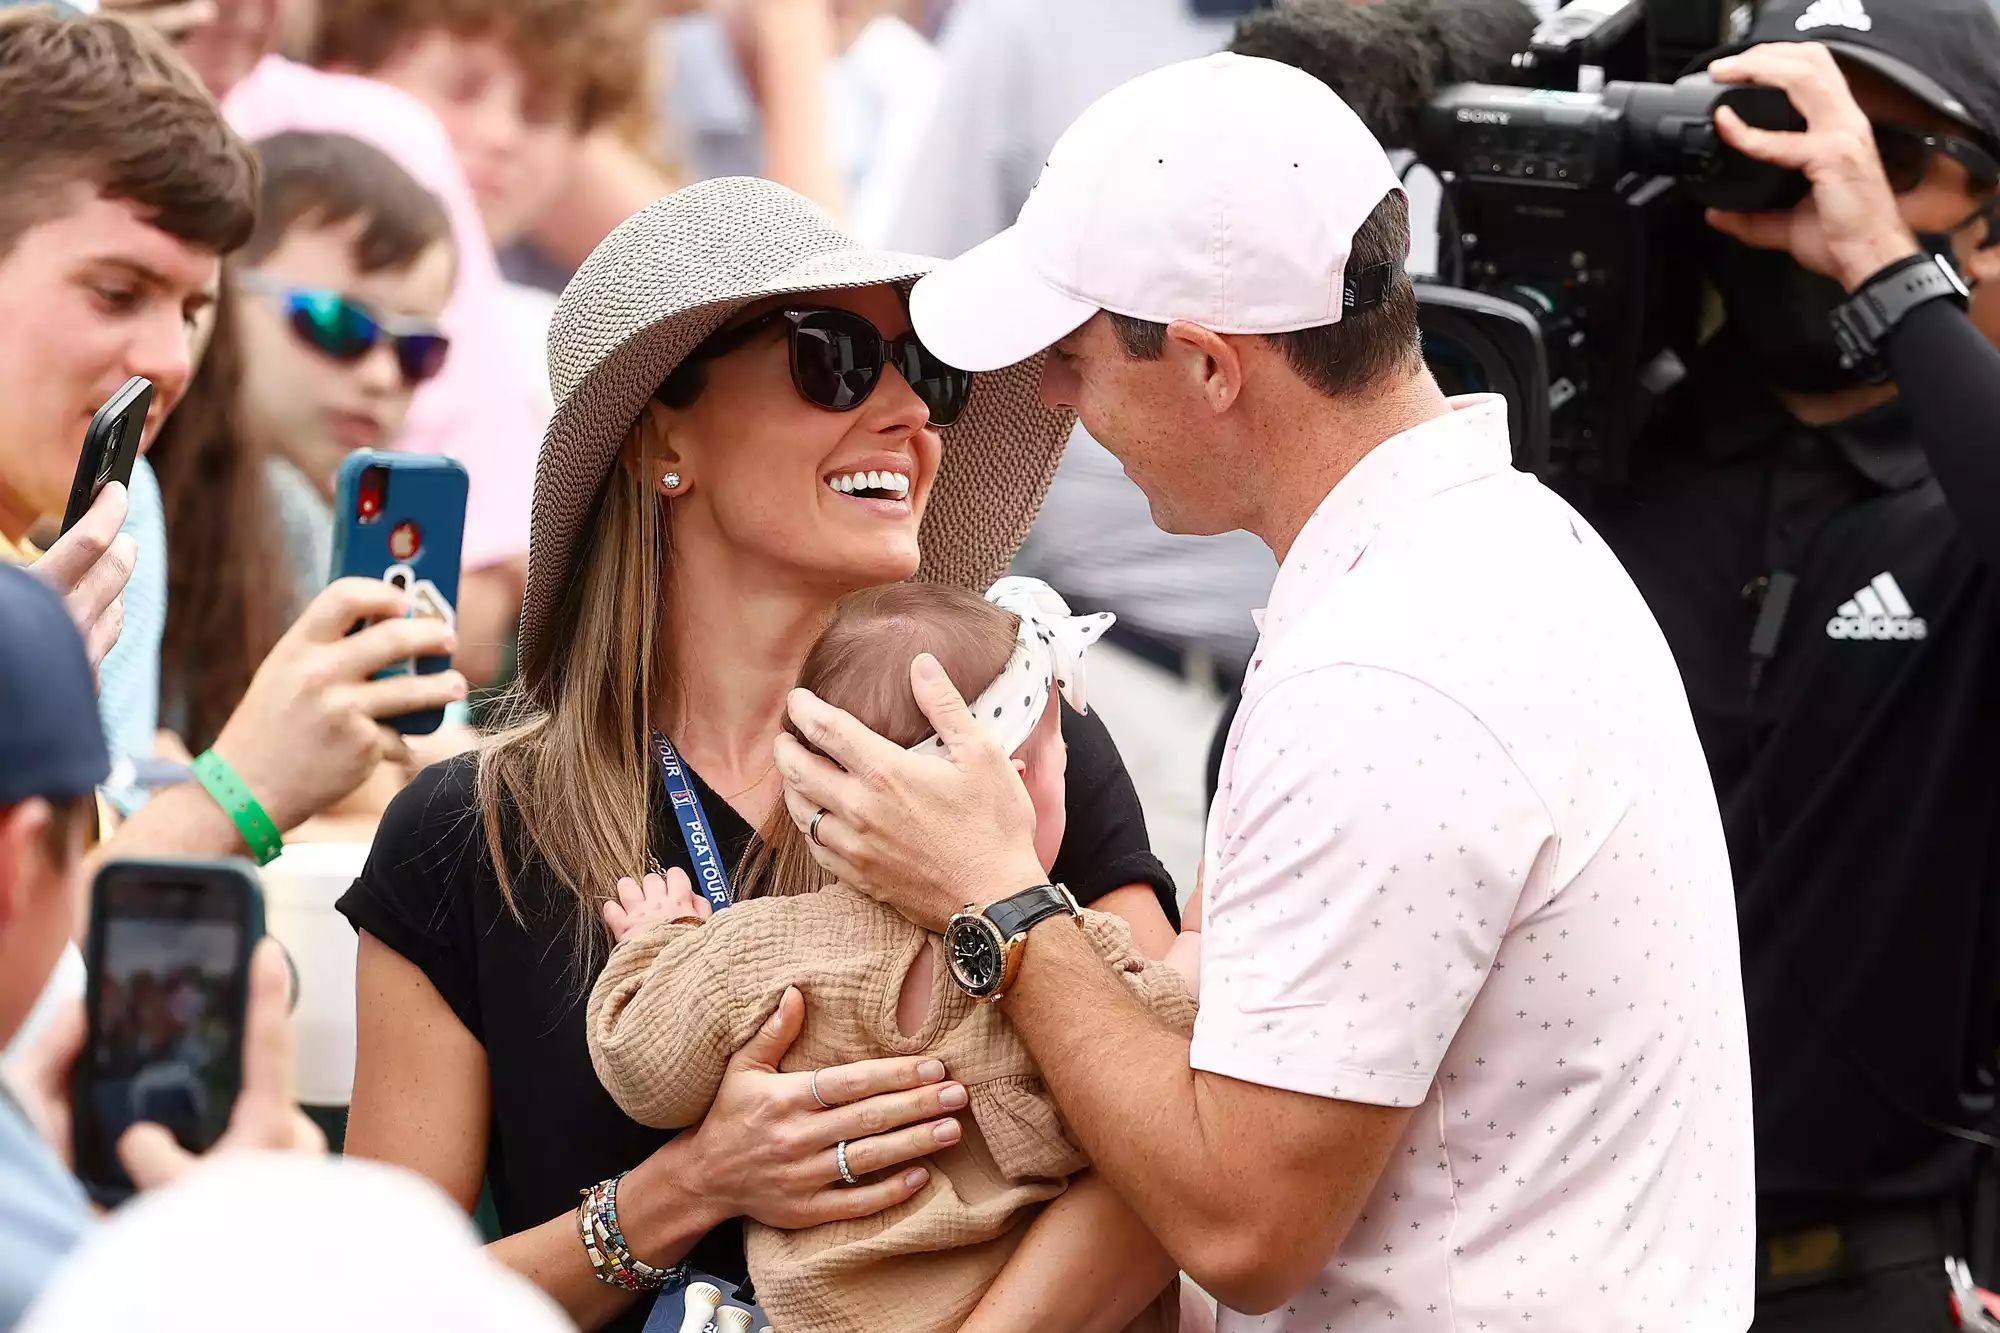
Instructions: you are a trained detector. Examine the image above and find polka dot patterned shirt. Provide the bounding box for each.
[1194,396,1755,1332]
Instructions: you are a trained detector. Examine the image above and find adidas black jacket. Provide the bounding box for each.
[1568,301,2000,1229]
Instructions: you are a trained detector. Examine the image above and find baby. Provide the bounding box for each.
[586,578,1196,1333]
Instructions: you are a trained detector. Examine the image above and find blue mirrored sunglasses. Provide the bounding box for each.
[241,273,451,386]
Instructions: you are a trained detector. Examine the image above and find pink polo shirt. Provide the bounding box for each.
[1194,396,1754,1332]
[224,57,542,571]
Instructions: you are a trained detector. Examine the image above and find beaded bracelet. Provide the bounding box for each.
[577,1173,686,1293]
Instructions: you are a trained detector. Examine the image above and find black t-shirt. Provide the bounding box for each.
[336,703,1174,1333]
[1572,339,2000,1227]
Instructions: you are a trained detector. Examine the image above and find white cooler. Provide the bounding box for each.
[259,842,371,1108]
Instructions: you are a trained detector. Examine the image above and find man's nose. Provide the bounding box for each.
[128,307,194,411]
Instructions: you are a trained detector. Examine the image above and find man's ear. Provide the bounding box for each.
[0,800,53,936]
[1163,320,1244,412]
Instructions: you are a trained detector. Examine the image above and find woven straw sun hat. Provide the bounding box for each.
[519,177,1077,685]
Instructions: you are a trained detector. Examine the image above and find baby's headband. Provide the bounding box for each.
[908,577,1114,758]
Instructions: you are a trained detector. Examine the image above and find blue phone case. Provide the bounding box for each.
[330,451,468,736]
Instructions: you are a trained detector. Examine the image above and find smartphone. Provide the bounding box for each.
[58,377,153,536]
[329,450,469,736]
[72,858,264,1207]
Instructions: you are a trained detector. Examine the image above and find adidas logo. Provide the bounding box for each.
[1796,0,1873,32]
[1826,572,1926,640]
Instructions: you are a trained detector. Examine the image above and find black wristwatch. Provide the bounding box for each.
[943,883,1080,1003]
[1831,251,1972,382]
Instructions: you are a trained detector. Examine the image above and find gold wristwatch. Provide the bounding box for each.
[942,883,1080,1003]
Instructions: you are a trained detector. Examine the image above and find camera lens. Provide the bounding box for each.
[356,464,388,523]
[95,423,124,483]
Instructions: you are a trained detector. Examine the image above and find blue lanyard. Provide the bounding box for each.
[651,731,733,912]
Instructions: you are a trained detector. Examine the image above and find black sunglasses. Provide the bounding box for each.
[1873,121,2000,195]
[684,306,972,427]
[240,273,451,386]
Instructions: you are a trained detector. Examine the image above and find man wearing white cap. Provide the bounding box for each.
[776,52,1755,1329]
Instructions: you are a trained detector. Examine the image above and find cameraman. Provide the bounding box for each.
[1578,2,2000,1325]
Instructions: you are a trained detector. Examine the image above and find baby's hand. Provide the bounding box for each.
[1163,929,1203,994]
[602,868,712,944]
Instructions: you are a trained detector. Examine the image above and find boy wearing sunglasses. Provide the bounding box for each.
[1553,0,2000,1325]
[233,131,455,605]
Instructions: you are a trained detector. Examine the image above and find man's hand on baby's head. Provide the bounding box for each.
[602,868,712,944]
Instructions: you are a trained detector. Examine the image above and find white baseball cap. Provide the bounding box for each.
[911,52,1406,374]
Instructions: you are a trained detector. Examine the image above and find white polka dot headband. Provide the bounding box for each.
[908,576,1115,758]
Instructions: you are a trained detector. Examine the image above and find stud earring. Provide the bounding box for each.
[661,471,682,493]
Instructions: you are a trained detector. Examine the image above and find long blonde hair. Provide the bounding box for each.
[476,409,674,977]
[475,416,1021,972]
[734,583,1020,904]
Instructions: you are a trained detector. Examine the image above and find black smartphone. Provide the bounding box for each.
[59,376,154,537]
[72,857,264,1206]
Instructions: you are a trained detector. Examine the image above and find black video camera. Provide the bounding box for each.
[1413,0,1807,484]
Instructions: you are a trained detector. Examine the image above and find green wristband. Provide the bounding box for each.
[191,750,284,867]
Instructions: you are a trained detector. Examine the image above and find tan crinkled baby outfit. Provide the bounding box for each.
[587,884,1196,1333]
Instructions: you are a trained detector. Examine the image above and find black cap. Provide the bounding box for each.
[0,565,109,806]
[1715,0,2000,153]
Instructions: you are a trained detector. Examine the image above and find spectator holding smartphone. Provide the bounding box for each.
[0,7,240,677]
[0,9,468,885]
[0,564,323,1325]
[145,131,454,760]
[88,0,537,689]
[0,564,556,1331]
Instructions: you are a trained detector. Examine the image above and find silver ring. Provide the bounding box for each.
[810,808,828,847]
[836,1139,858,1186]
[810,1067,832,1110]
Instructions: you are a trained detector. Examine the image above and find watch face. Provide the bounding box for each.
[946,917,1003,996]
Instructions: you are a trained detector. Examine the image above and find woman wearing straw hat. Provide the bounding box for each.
[332,177,1182,1330]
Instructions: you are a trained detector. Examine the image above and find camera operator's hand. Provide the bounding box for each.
[209,578,466,833]
[1707,42,1922,290]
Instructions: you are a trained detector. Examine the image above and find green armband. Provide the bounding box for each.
[191,749,284,867]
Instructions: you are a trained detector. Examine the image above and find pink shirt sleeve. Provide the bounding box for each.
[1190,666,1555,1106]
[223,57,542,570]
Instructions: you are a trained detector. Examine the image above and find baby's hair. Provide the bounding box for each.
[735,584,1021,901]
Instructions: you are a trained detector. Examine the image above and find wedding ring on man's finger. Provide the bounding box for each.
[810,808,829,847]
[836,1139,859,1186]
[810,1067,832,1109]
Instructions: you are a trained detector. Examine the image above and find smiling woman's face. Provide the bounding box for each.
[651,283,946,593]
